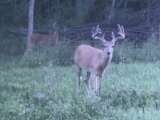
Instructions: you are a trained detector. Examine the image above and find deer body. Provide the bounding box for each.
[74,24,125,96]
[74,44,112,73]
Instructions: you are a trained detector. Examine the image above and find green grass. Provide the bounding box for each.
[0,62,160,120]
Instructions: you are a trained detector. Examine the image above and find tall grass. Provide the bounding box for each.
[0,62,160,120]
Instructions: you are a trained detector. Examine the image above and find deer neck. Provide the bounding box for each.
[102,50,113,66]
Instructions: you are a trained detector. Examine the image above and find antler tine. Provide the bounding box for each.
[91,26,96,34]
[92,25,102,38]
[91,25,106,44]
[111,24,125,42]
[96,24,100,29]
[111,32,116,40]
[96,25,102,34]
[100,33,106,43]
[117,24,125,38]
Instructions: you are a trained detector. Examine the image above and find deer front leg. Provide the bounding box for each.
[95,72,102,96]
[85,72,91,95]
[76,66,81,94]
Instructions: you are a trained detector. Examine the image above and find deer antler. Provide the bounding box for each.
[112,24,125,42]
[91,25,106,44]
[91,25,102,37]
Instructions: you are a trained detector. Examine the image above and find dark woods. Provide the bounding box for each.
[0,0,160,56]
[0,0,160,27]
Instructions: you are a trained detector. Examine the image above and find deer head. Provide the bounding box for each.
[91,24,125,56]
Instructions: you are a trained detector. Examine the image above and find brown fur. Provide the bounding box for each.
[74,44,112,96]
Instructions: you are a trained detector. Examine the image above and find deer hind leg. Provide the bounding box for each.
[76,66,82,94]
[85,72,90,88]
[85,71,91,95]
[97,74,102,96]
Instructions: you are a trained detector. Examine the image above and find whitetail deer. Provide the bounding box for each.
[74,24,125,96]
[30,31,59,48]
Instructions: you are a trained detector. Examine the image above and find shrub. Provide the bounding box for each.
[52,41,74,65]
[19,41,74,67]
[0,30,25,56]
[113,41,135,63]
[113,35,160,63]
[135,35,160,62]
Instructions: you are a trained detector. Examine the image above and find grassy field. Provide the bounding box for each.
[0,62,160,120]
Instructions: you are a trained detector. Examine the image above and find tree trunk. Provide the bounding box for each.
[157,25,160,44]
[54,0,60,23]
[146,0,151,25]
[108,0,116,24]
[75,0,83,19]
[27,0,35,51]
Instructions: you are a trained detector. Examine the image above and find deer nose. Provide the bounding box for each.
[107,52,111,55]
